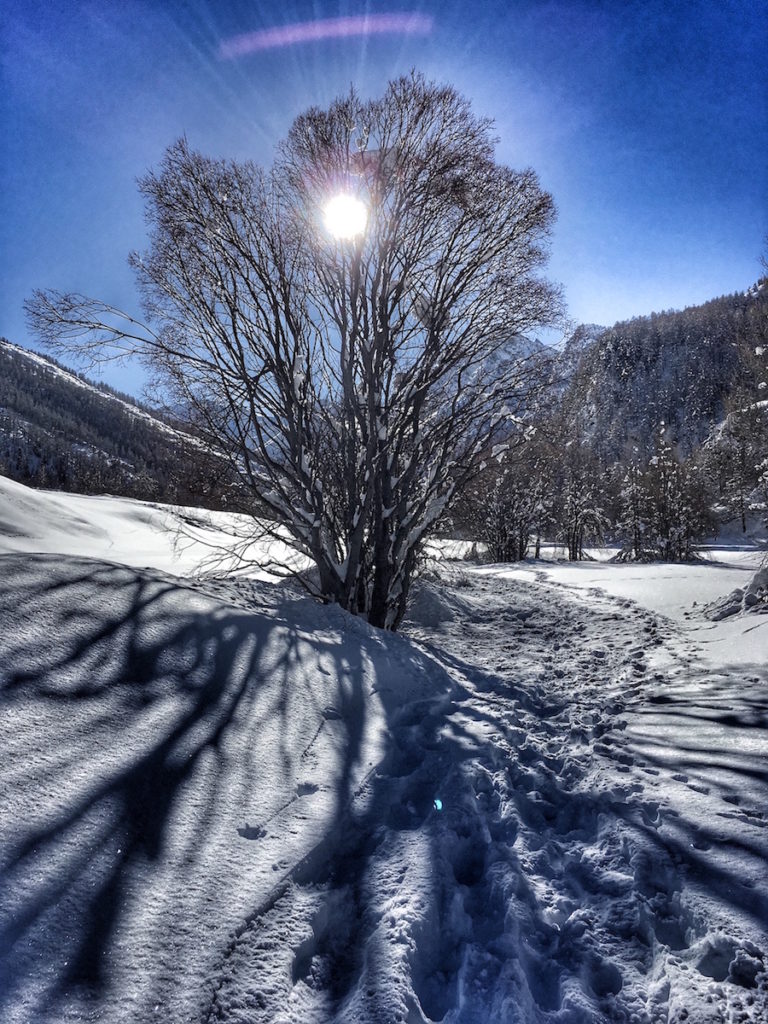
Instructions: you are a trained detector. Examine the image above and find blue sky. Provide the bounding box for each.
[1,0,766,395]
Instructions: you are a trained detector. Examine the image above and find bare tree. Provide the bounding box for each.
[456,433,554,563]
[26,72,560,628]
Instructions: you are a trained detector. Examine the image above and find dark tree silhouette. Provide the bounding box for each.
[26,73,561,628]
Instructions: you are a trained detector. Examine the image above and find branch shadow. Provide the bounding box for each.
[430,643,768,928]
[0,553,374,1021]
[6,553,765,1022]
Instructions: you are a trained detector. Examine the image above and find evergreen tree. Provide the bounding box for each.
[644,431,712,561]
[615,460,650,561]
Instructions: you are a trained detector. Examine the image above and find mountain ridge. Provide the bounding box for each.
[0,337,239,508]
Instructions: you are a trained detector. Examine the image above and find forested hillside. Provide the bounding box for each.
[455,281,768,561]
[0,339,240,508]
[567,281,768,460]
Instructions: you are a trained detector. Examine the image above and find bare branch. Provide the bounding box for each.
[25,72,561,629]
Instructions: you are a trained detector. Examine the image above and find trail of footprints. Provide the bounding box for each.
[206,575,766,1023]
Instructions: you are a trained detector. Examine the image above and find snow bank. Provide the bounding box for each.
[0,550,453,1023]
[404,580,458,627]
[0,473,300,577]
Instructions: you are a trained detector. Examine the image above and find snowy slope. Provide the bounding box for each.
[0,474,297,576]
[0,338,239,508]
[1,338,199,447]
[0,552,437,1023]
[1,476,767,1023]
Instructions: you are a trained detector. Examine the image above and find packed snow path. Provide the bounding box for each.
[1,554,766,1023]
[207,570,768,1023]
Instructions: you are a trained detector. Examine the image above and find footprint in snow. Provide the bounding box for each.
[691,834,712,851]
[237,823,267,840]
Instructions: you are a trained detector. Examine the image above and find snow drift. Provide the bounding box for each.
[707,565,768,620]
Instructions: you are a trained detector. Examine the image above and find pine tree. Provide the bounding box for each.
[615,461,650,560]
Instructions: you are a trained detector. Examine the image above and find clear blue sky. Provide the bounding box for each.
[2,0,766,395]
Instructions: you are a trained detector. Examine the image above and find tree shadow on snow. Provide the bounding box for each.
[619,664,768,918]
[6,555,765,1023]
[201,630,583,1023]
[0,553,377,1021]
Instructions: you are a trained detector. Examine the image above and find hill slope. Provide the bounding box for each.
[564,281,768,459]
[0,338,236,506]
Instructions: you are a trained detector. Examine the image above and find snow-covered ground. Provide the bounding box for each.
[477,549,767,668]
[1,477,766,1023]
[0,474,300,577]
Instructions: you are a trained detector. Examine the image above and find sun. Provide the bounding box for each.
[323,194,367,239]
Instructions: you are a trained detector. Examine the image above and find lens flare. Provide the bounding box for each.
[219,13,433,59]
[323,195,367,239]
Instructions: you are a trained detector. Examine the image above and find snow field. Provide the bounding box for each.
[204,570,768,1022]
[1,477,766,1022]
[400,573,768,1022]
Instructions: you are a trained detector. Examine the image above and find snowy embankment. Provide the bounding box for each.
[0,473,299,576]
[1,476,767,1023]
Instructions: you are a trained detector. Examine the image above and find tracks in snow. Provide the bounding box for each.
[204,570,767,1024]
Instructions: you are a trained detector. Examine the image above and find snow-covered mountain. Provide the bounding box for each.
[484,332,549,370]
[560,282,768,458]
[0,337,238,507]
